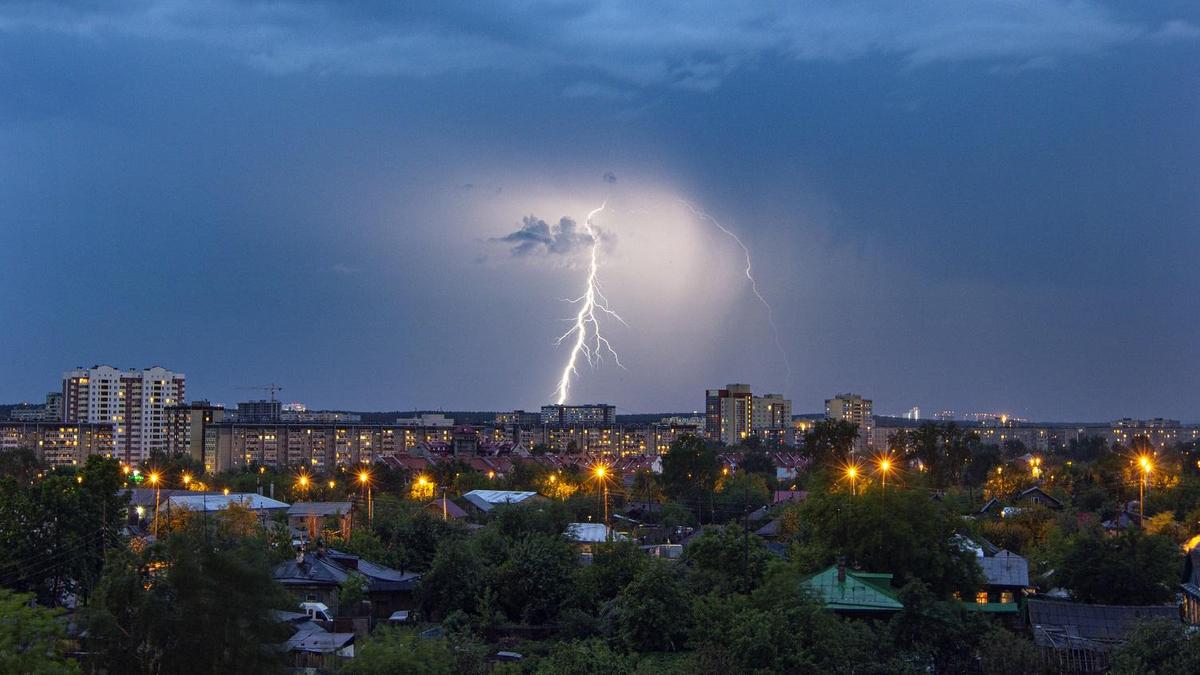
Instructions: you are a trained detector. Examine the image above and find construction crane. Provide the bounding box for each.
[238,384,284,402]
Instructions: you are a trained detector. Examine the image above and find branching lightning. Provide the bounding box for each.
[679,200,793,383]
[552,202,626,404]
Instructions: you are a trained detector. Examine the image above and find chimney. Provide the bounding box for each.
[836,556,846,583]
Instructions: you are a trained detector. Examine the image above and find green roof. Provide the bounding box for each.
[961,602,1020,614]
[801,566,904,612]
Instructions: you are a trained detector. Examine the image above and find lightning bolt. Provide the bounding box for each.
[679,200,793,384]
[552,202,626,404]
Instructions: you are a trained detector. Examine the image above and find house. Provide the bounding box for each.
[754,519,782,539]
[772,490,807,505]
[289,502,353,541]
[275,610,355,670]
[1013,486,1063,510]
[461,489,545,514]
[565,522,626,554]
[800,561,904,614]
[1027,598,1179,672]
[273,546,420,622]
[161,492,289,524]
[1182,535,1200,625]
[424,496,467,521]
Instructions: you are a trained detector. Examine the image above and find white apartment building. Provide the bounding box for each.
[752,394,792,431]
[825,393,873,451]
[63,365,186,463]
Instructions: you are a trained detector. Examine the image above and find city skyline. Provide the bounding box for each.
[2,3,1198,420]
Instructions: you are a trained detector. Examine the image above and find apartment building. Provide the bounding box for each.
[826,393,874,451]
[63,365,186,462]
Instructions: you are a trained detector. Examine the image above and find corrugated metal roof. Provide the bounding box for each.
[801,566,903,612]
[1027,598,1177,642]
[462,490,540,512]
[288,502,352,517]
[565,523,624,543]
[979,550,1030,588]
[165,493,289,512]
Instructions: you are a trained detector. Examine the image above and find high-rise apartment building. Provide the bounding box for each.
[706,384,753,445]
[235,399,281,423]
[540,404,617,427]
[166,401,225,462]
[62,365,186,463]
[825,393,873,451]
[752,394,792,431]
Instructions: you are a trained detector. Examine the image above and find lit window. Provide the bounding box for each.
[1000,591,1014,604]
[975,591,989,604]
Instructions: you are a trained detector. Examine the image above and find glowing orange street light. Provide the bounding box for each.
[844,464,859,496]
[877,457,893,494]
[148,472,161,537]
[358,470,373,522]
[594,465,610,536]
[182,473,192,488]
[1138,455,1153,527]
[297,474,310,492]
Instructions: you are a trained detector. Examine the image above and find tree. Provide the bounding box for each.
[611,560,691,652]
[661,435,721,509]
[681,524,772,595]
[1111,618,1200,675]
[0,455,127,605]
[419,541,485,620]
[495,533,577,624]
[689,568,911,674]
[343,628,456,675]
[738,448,775,478]
[1057,530,1179,605]
[802,420,859,465]
[575,540,647,611]
[977,626,1045,675]
[711,472,771,524]
[888,581,988,673]
[0,589,79,674]
[534,639,634,675]
[85,510,292,674]
[792,490,983,597]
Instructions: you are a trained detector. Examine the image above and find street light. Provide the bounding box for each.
[1138,455,1153,527]
[358,470,373,523]
[148,472,161,537]
[182,473,192,488]
[594,465,610,537]
[877,457,892,494]
[844,464,859,496]
[297,473,310,493]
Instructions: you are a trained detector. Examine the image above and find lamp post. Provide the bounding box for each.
[594,465,609,537]
[358,470,372,523]
[845,465,858,496]
[878,458,892,494]
[148,472,161,537]
[1138,455,1153,527]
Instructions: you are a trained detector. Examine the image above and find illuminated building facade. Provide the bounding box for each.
[540,404,617,427]
[0,421,116,467]
[826,393,874,451]
[63,365,185,463]
[706,384,753,445]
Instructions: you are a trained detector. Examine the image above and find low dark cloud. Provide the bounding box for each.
[603,171,617,184]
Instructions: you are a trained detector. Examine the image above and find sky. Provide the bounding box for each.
[1,1,1197,421]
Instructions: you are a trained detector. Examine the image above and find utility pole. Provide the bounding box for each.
[742,479,750,593]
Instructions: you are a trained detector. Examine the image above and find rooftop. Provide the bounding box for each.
[801,566,903,612]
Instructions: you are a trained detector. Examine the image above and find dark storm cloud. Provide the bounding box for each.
[1,2,1194,93]
[496,216,595,257]
[0,1,1197,420]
